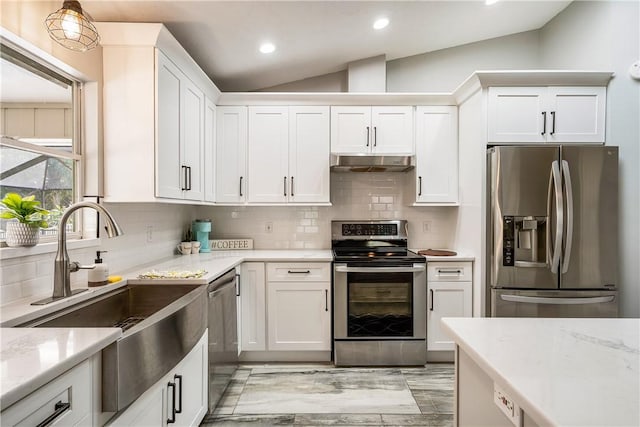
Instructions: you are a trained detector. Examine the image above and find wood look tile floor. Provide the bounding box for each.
[201,363,454,426]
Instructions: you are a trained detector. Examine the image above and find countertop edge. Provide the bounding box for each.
[441,318,556,427]
[0,328,122,410]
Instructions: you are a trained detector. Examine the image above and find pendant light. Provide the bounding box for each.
[45,0,100,52]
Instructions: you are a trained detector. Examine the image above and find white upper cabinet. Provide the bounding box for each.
[288,106,330,204]
[247,106,289,203]
[414,106,458,204]
[99,23,221,204]
[204,98,216,203]
[215,106,247,204]
[487,86,606,144]
[154,51,205,201]
[244,106,330,204]
[331,106,413,154]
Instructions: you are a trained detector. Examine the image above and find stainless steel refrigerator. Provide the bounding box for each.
[487,145,618,317]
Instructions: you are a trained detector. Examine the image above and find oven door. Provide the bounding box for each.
[333,264,426,340]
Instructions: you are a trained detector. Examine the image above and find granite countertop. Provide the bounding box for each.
[0,327,122,410]
[442,317,640,427]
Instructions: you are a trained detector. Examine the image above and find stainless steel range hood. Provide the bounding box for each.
[330,154,415,172]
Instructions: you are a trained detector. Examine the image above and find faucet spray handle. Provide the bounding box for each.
[69,261,96,272]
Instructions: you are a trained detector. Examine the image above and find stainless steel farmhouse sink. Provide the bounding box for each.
[19,284,207,412]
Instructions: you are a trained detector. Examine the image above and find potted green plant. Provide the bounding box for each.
[0,193,49,247]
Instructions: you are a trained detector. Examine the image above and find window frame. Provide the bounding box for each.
[0,39,84,245]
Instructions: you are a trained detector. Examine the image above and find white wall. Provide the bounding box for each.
[387,30,541,92]
[259,70,347,92]
[539,0,640,317]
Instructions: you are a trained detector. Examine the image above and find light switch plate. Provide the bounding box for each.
[630,60,640,80]
[494,382,522,427]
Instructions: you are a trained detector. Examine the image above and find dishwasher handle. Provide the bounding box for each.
[207,269,237,298]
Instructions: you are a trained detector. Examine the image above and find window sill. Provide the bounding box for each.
[0,238,101,260]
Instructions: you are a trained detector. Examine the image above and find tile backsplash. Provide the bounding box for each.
[1,173,459,306]
[198,172,459,250]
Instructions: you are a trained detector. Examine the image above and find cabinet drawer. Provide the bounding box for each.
[1,359,92,426]
[428,262,472,282]
[267,263,331,282]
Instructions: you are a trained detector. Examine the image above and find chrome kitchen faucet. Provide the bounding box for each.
[32,202,124,305]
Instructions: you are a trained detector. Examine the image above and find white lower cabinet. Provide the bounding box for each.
[427,262,473,353]
[108,331,208,427]
[239,262,332,359]
[1,357,94,426]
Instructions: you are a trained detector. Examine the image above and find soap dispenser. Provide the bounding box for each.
[88,251,109,287]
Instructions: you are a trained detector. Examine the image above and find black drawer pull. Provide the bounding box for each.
[287,270,311,274]
[36,401,70,427]
[430,289,434,311]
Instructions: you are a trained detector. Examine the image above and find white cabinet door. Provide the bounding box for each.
[547,86,606,143]
[173,333,207,427]
[108,385,165,427]
[204,98,216,202]
[240,262,266,351]
[414,106,458,204]
[267,281,331,351]
[427,281,472,351]
[487,87,547,144]
[181,77,205,201]
[371,106,414,154]
[330,106,371,154]
[289,106,330,203]
[156,52,184,199]
[247,106,289,203]
[215,106,247,203]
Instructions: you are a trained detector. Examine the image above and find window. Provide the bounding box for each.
[0,42,81,244]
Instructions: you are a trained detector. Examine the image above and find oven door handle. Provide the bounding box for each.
[334,265,426,273]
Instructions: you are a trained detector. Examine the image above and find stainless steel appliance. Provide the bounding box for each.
[332,220,427,366]
[207,269,239,412]
[487,145,618,317]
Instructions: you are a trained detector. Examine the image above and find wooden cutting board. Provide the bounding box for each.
[418,249,457,256]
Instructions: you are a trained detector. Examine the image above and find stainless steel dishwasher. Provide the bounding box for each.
[207,268,239,412]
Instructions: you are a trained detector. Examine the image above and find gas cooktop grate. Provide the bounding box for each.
[113,316,146,331]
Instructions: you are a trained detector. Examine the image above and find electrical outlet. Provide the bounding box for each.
[423,221,432,233]
[265,222,273,233]
[493,383,521,427]
[146,225,153,243]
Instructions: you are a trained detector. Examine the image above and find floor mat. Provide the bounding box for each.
[233,367,421,414]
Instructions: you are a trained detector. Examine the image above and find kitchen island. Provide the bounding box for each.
[442,317,639,427]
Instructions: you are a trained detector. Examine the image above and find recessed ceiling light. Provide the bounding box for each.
[373,17,389,30]
[485,0,499,5]
[259,42,276,54]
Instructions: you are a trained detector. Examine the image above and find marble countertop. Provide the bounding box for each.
[442,317,640,427]
[0,249,332,408]
[0,327,122,410]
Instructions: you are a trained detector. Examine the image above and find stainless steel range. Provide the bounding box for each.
[332,220,427,366]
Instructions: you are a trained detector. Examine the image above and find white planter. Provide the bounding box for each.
[5,222,40,247]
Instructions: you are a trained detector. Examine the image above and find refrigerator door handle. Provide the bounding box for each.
[500,294,615,305]
[561,160,574,274]
[547,160,563,274]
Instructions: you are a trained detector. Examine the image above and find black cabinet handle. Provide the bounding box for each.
[541,111,547,135]
[287,270,311,274]
[291,176,294,197]
[550,111,556,135]
[36,401,71,427]
[167,381,176,424]
[174,374,183,414]
[284,176,287,196]
[236,273,241,296]
[181,166,187,191]
[239,176,243,197]
[366,126,370,147]
[418,176,422,196]
[373,126,377,147]
[186,166,192,191]
[325,289,328,312]
[429,289,434,311]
